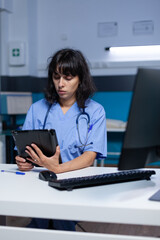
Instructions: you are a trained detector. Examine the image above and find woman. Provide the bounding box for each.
[15,48,107,230]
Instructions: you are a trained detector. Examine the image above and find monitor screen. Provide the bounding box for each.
[118,68,160,170]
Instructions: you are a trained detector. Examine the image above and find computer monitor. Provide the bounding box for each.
[118,68,160,170]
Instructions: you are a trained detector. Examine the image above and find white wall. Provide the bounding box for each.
[1,0,160,77]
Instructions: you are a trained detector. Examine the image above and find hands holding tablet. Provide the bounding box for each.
[16,144,61,173]
[15,155,34,171]
[13,129,62,172]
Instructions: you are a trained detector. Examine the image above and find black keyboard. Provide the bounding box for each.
[48,169,156,191]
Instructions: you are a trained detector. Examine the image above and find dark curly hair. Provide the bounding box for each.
[45,48,96,108]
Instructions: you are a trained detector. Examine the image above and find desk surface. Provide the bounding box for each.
[0,164,160,227]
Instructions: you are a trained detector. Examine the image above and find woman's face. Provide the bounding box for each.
[53,71,80,104]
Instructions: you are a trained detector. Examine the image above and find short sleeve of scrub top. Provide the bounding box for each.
[22,98,107,162]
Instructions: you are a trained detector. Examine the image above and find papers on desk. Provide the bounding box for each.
[149,189,160,201]
[106,118,127,132]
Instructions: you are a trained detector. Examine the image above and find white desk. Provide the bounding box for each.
[0,164,160,240]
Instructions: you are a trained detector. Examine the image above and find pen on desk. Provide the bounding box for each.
[1,170,25,175]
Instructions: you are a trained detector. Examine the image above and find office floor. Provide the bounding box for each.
[5,217,160,237]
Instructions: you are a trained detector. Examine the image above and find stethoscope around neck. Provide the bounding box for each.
[43,103,93,149]
[75,108,93,149]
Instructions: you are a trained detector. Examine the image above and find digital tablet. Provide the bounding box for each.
[12,129,62,165]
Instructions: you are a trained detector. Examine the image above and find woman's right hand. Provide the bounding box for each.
[15,155,34,171]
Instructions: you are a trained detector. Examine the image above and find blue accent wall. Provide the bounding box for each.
[92,91,133,165]
[92,91,133,121]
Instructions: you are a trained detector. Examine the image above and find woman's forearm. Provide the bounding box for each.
[55,151,97,174]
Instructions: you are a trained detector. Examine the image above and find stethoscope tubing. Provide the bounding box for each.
[43,103,92,149]
[76,109,90,147]
[43,103,52,130]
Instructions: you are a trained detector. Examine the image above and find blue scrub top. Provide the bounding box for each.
[22,98,107,163]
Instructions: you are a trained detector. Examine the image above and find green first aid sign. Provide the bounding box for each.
[12,48,20,57]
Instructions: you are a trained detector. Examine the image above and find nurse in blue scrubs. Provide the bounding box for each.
[15,48,107,230]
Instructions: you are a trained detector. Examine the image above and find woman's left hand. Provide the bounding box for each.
[25,144,61,173]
